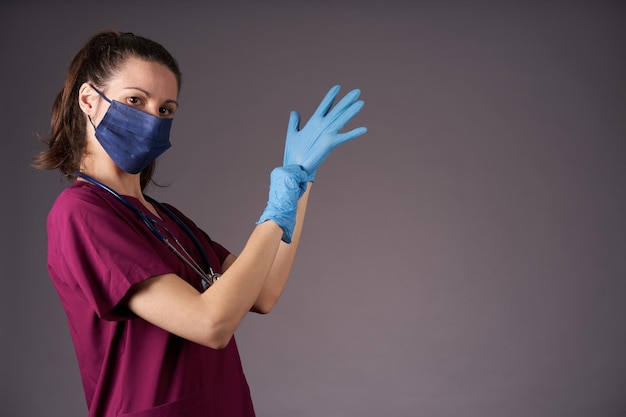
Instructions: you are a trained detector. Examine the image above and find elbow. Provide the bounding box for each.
[204,335,232,350]
[251,293,279,315]
[202,330,233,350]
[251,304,273,315]
[197,317,236,350]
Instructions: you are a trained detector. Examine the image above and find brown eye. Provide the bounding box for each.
[127,96,141,105]
[159,107,174,116]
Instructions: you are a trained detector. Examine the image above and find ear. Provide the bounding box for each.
[78,82,99,117]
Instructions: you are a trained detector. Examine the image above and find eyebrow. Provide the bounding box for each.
[124,86,179,107]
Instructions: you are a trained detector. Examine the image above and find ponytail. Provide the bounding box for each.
[32,30,182,190]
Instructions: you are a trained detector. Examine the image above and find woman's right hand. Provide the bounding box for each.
[256,164,308,243]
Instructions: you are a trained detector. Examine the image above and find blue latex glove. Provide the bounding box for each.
[256,165,308,243]
[283,85,367,182]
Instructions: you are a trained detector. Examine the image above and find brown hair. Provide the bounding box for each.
[32,30,182,190]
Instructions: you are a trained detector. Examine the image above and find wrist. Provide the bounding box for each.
[256,209,297,243]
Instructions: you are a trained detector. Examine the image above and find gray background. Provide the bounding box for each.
[2,0,625,416]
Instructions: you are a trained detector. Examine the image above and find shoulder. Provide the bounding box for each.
[47,181,131,230]
[51,181,109,211]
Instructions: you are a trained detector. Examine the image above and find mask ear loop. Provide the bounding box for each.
[87,85,112,131]
[88,115,96,131]
[90,84,112,103]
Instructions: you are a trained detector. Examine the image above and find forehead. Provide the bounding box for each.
[108,56,178,98]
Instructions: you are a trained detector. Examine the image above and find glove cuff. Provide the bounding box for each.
[256,209,297,243]
[256,165,308,243]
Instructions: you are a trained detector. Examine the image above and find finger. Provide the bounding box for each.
[325,88,361,123]
[326,100,365,133]
[311,85,341,119]
[287,111,301,133]
[334,126,368,145]
[282,164,309,182]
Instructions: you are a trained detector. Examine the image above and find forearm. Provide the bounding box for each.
[126,219,293,349]
[252,183,312,313]
[201,220,283,340]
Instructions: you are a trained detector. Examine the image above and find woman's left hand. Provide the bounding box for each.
[283,85,367,182]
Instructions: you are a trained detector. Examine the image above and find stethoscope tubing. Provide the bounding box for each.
[74,172,220,288]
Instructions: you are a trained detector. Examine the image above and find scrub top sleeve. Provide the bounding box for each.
[47,188,177,321]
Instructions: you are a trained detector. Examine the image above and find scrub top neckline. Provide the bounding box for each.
[75,179,164,221]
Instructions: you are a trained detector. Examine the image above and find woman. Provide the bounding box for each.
[33,30,366,417]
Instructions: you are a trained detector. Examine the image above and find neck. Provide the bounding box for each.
[79,138,146,199]
[77,169,163,219]
[78,165,144,199]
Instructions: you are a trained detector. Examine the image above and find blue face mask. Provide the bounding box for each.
[89,86,173,174]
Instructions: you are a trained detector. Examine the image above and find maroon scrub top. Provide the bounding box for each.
[46,181,255,417]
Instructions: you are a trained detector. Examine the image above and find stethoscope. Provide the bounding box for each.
[75,172,221,289]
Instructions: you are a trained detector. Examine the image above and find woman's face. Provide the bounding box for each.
[93,56,179,120]
[78,56,179,172]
